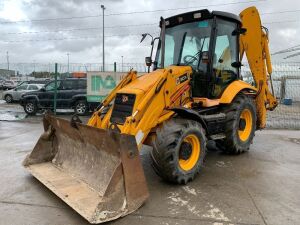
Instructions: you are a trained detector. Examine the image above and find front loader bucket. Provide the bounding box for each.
[23,114,149,223]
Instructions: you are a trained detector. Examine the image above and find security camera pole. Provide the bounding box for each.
[101,5,106,72]
[121,56,123,72]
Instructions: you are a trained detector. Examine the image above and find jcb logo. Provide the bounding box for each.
[91,75,116,92]
[176,74,188,85]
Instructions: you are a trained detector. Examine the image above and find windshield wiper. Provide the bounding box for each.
[183,37,207,66]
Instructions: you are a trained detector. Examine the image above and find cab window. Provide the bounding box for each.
[78,79,87,89]
[60,80,75,90]
[28,85,39,90]
[212,19,238,97]
[15,85,28,91]
[45,81,61,91]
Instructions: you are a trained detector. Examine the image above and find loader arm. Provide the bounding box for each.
[89,67,191,149]
[239,7,278,128]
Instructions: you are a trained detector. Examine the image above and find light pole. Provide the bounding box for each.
[67,53,70,75]
[6,51,9,71]
[101,4,105,72]
[121,56,123,72]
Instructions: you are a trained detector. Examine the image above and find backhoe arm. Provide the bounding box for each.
[239,7,278,129]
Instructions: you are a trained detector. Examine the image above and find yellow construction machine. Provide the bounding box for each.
[23,6,277,223]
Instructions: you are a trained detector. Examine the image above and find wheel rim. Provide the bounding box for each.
[179,134,200,171]
[238,109,253,142]
[5,95,11,102]
[26,103,34,113]
[76,103,86,114]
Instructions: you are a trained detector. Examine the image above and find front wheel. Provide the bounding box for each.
[150,118,207,184]
[4,94,13,103]
[24,101,37,115]
[74,100,88,116]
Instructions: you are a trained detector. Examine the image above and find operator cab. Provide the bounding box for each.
[153,9,242,99]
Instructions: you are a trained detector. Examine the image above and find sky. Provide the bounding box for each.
[0,0,299,70]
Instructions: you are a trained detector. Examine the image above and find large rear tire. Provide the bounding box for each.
[222,94,256,154]
[150,118,206,184]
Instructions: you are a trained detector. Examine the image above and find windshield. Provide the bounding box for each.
[156,19,212,69]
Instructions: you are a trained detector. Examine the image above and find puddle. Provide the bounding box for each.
[288,138,300,145]
[0,112,27,121]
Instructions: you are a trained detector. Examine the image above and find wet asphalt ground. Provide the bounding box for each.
[0,99,299,225]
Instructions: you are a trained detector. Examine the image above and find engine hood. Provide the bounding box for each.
[118,66,191,95]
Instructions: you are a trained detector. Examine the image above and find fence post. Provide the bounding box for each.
[114,62,117,72]
[280,76,286,102]
[53,63,58,115]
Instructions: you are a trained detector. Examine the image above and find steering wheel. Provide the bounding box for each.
[183,55,198,65]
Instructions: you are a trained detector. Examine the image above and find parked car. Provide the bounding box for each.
[3,83,44,103]
[17,79,52,86]
[2,80,17,90]
[20,78,96,116]
[0,80,6,90]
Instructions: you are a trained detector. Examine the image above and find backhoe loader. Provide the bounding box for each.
[23,6,277,223]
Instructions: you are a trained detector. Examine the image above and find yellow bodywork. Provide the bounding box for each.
[23,6,278,224]
[240,7,278,128]
[88,66,192,148]
[88,6,278,144]
[88,7,277,141]
[219,80,257,104]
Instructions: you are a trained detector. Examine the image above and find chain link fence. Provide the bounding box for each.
[1,62,300,129]
[242,62,300,129]
[0,62,148,76]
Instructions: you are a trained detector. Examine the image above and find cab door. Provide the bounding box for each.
[211,18,239,98]
[57,80,77,108]
[39,81,61,108]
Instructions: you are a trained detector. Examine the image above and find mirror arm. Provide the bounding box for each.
[147,37,160,73]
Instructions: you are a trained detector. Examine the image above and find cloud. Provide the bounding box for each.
[0,0,299,72]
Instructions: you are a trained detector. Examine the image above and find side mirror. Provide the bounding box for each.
[145,57,152,67]
[140,33,147,43]
[231,61,242,68]
[40,87,46,92]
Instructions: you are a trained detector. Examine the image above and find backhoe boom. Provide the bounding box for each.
[240,7,278,128]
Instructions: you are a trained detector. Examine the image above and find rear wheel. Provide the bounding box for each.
[222,94,256,154]
[74,100,88,116]
[4,94,13,103]
[150,118,206,184]
[24,101,37,115]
